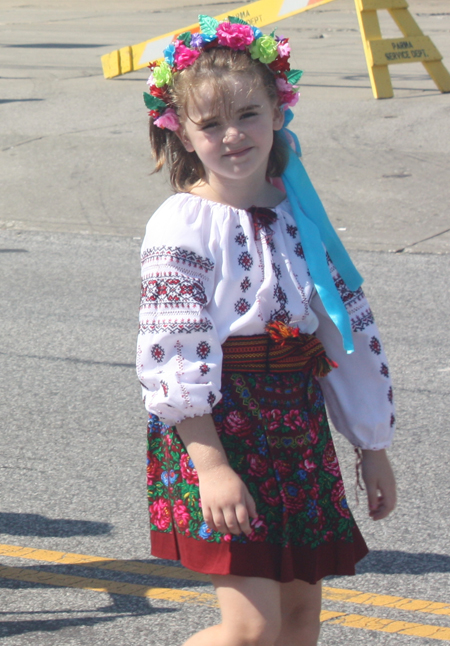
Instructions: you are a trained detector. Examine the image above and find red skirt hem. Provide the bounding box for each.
[150,526,368,584]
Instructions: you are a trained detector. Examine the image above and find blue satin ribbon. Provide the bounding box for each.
[280,109,363,354]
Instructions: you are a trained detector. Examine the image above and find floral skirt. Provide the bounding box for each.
[146,367,368,583]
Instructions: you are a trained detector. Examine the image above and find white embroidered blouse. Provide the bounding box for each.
[137,193,395,450]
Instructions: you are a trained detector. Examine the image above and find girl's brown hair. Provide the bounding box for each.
[149,48,288,192]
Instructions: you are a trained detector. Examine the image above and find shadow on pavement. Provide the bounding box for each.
[356,549,450,575]
[0,512,112,537]
[0,604,176,639]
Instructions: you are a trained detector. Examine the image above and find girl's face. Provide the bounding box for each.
[179,76,284,187]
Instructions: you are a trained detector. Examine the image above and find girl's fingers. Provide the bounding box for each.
[208,502,255,536]
[245,490,258,519]
[235,503,252,536]
[222,508,243,535]
[366,483,379,514]
[204,507,221,533]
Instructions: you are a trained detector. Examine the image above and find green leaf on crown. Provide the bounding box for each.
[177,32,192,46]
[143,92,167,111]
[199,15,219,35]
[228,16,249,25]
[286,69,303,84]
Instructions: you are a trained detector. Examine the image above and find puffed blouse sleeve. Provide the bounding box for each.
[311,259,396,450]
[136,195,222,425]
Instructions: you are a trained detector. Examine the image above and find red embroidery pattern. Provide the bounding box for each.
[369,336,382,355]
[380,363,389,378]
[235,298,251,315]
[240,276,251,293]
[238,251,253,270]
[286,223,298,238]
[139,319,213,335]
[235,232,248,247]
[142,246,214,273]
[199,363,210,376]
[294,242,305,259]
[350,310,375,332]
[196,341,211,360]
[141,277,207,308]
[151,344,165,363]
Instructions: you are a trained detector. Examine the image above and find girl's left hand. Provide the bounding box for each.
[361,449,396,520]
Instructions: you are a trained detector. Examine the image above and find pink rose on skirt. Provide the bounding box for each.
[223,411,252,438]
[260,477,281,506]
[301,448,317,472]
[308,418,320,445]
[248,518,268,542]
[282,482,306,513]
[331,480,351,518]
[146,452,161,486]
[173,499,191,531]
[247,453,269,477]
[265,408,282,431]
[283,409,302,431]
[274,459,292,478]
[216,22,255,50]
[149,498,172,530]
[323,439,341,477]
[180,453,199,485]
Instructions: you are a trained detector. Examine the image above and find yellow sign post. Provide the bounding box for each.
[354,0,450,98]
[101,0,336,79]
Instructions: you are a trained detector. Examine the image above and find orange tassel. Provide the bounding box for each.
[265,321,300,346]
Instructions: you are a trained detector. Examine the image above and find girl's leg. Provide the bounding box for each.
[275,579,322,646]
[183,574,282,646]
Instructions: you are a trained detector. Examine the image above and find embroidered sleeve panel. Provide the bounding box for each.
[311,291,395,450]
[137,216,222,424]
[139,244,216,335]
[325,252,374,333]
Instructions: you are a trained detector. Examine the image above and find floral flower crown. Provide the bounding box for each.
[143,14,303,131]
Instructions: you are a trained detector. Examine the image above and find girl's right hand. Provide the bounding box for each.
[198,464,257,536]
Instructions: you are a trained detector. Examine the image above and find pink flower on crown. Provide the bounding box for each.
[216,22,255,50]
[276,77,300,108]
[174,44,200,70]
[154,108,180,131]
[277,39,291,58]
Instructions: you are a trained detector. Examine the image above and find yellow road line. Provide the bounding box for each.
[1,564,450,641]
[0,564,218,607]
[1,548,450,641]
[1,544,449,619]
[322,586,450,617]
[0,543,208,582]
[327,613,450,641]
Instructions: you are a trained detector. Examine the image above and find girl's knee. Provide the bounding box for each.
[228,616,281,646]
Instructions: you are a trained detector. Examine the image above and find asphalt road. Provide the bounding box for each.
[1,0,450,644]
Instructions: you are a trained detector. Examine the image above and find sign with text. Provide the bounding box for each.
[355,0,450,98]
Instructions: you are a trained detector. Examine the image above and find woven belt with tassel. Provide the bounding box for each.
[222,321,338,377]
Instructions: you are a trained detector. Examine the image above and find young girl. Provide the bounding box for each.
[137,15,396,646]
